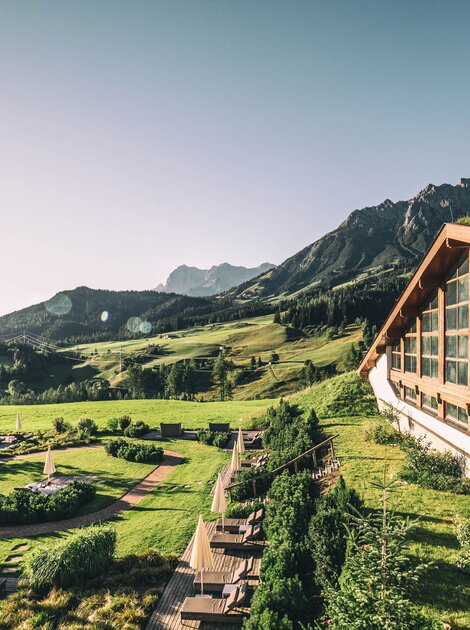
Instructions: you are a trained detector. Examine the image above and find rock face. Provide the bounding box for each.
[232,179,470,299]
[154,262,275,297]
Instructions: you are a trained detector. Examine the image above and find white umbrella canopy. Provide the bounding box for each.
[43,446,56,479]
[211,473,227,531]
[237,427,245,454]
[15,414,22,431]
[189,514,213,595]
[231,442,240,473]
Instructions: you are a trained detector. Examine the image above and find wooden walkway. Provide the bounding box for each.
[146,522,264,630]
[0,451,183,539]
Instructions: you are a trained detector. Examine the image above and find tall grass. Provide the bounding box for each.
[24,524,116,589]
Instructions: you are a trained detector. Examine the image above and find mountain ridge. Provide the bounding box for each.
[230,178,470,300]
[154,261,274,296]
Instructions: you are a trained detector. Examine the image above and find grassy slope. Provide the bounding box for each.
[64,315,361,400]
[290,373,470,629]
[0,398,275,434]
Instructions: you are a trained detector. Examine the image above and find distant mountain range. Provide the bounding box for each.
[154,262,274,296]
[230,178,470,299]
[2,178,470,342]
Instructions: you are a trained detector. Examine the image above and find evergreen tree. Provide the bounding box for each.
[323,476,438,630]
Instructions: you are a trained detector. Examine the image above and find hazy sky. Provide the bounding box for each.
[1,1,470,316]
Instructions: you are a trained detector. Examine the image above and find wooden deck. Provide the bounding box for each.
[146,522,264,630]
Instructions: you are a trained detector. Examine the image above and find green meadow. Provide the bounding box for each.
[63,315,360,399]
[0,397,275,434]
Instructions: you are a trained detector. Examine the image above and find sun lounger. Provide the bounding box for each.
[210,523,264,550]
[216,508,264,533]
[193,557,255,592]
[181,583,248,625]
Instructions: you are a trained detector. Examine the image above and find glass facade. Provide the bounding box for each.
[404,320,417,373]
[421,291,438,379]
[388,249,470,432]
[445,252,469,387]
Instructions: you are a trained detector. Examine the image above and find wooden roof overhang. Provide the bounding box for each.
[358,223,470,377]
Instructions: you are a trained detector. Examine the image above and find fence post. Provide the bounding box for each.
[312,450,317,468]
[252,479,257,497]
[330,440,335,460]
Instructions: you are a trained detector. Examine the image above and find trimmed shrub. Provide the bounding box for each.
[52,417,72,434]
[196,430,230,448]
[105,438,163,463]
[0,481,96,526]
[124,420,150,438]
[24,524,116,589]
[77,417,98,436]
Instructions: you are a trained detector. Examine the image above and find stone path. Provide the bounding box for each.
[0,450,183,539]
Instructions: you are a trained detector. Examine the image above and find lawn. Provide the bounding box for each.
[0,446,156,514]
[292,374,470,629]
[0,439,230,571]
[0,397,275,434]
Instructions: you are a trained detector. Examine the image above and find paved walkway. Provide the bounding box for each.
[0,450,183,539]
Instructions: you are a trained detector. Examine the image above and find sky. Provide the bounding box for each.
[1,0,470,316]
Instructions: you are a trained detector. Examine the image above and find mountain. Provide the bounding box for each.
[0,287,216,343]
[232,178,470,300]
[154,262,275,297]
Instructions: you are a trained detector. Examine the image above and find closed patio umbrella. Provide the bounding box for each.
[237,427,245,455]
[15,414,21,431]
[231,442,240,475]
[43,446,56,481]
[211,473,227,531]
[189,514,213,596]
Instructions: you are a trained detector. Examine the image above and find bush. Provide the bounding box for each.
[455,516,470,573]
[309,476,362,590]
[77,417,98,436]
[124,420,150,438]
[107,417,119,433]
[52,417,72,434]
[105,438,163,463]
[225,500,264,519]
[365,422,399,445]
[231,466,271,502]
[196,430,230,448]
[399,437,469,493]
[0,481,96,526]
[24,524,116,589]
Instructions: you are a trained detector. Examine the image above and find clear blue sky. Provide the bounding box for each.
[1,0,470,315]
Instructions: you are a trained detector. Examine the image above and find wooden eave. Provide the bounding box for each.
[358,223,470,377]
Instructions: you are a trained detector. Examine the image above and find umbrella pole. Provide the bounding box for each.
[201,569,204,597]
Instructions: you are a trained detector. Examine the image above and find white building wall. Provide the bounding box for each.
[368,353,470,475]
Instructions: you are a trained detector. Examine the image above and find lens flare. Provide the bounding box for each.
[139,320,152,334]
[101,311,109,322]
[44,294,72,316]
[126,316,142,333]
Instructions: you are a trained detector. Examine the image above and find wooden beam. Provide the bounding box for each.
[418,276,442,290]
[446,238,469,249]
[385,328,401,339]
[400,306,419,318]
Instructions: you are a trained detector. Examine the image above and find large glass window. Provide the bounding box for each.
[445,252,469,386]
[421,292,438,379]
[391,340,401,370]
[422,393,438,413]
[445,402,469,429]
[404,386,417,402]
[404,320,417,373]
